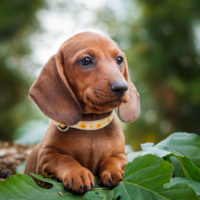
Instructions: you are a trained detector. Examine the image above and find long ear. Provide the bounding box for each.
[29,53,81,125]
[118,59,140,123]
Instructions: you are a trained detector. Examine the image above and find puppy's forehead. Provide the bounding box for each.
[60,32,120,56]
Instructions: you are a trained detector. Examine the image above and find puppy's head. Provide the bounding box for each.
[29,32,140,125]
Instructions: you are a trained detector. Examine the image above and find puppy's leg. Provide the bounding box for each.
[99,153,127,188]
[24,143,40,174]
[38,152,94,193]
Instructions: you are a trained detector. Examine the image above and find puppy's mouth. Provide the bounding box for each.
[83,87,128,112]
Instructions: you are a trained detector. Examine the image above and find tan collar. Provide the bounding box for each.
[54,111,114,132]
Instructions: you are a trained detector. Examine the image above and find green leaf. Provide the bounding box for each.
[167,156,185,177]
[174,156,200,182]
[158,183,199,200]
[114,181,199,200]
[114,182,168,200]
[84,190,114,200]
[114,154,199,200]
[165,155,200,182]
[155,132,200,166]
[138,132,200,182]
[166,177,200,196]
[0,174,110,200]
[0,174,64,200]
[127,142,171,162]
[138,133,200,166]
[124,154,173,190]
[141,142,171,157]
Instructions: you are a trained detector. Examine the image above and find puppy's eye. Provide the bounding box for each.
[79,57,93,67]
[116,56,123,65]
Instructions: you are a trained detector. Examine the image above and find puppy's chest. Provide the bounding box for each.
[63,128,123,173]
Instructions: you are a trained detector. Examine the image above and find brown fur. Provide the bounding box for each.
[25,32,140,193]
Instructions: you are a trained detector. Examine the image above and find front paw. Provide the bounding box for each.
[100,168,124,188]
[63,167,94,194]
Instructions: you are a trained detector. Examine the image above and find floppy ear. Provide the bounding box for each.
[118,59,140,123]
[29,52,81,125]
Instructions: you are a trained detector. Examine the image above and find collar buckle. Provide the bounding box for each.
[54,121,70,132]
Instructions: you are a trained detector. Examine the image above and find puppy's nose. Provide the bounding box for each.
[110,80,128,96]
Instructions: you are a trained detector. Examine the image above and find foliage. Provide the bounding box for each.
[0,132,200,199]
[0,0,46,140]
[97,0,200,149]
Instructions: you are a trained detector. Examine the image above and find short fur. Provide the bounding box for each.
[25,32,140,193]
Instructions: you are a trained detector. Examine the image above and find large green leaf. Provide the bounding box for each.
[158,183,199,200]
[0,174,110,200]
[124,154,173,190]
[114,182,199,200]
[174,156,200,182]
[114,155,198,200]
[166,177,200,196]
[167,156,185,177]
[135,132,200,166]
[155,132,200,166]
[166,155,200,182]
[133,132,200,182]
[0,174,64,200]
[114,182,168,200]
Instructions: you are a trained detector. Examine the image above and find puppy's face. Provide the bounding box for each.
[30,32,140,125]
[60,33,129,114]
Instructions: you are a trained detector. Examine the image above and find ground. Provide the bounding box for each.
[0,142,33,181]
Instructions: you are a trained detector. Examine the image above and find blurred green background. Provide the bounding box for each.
[0,0,200,150]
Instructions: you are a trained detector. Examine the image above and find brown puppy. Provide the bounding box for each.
[25,32,140,193]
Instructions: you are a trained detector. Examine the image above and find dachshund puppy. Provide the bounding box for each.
[25,32,140,193]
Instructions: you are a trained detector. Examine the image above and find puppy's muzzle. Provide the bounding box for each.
[110,80,128,97]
